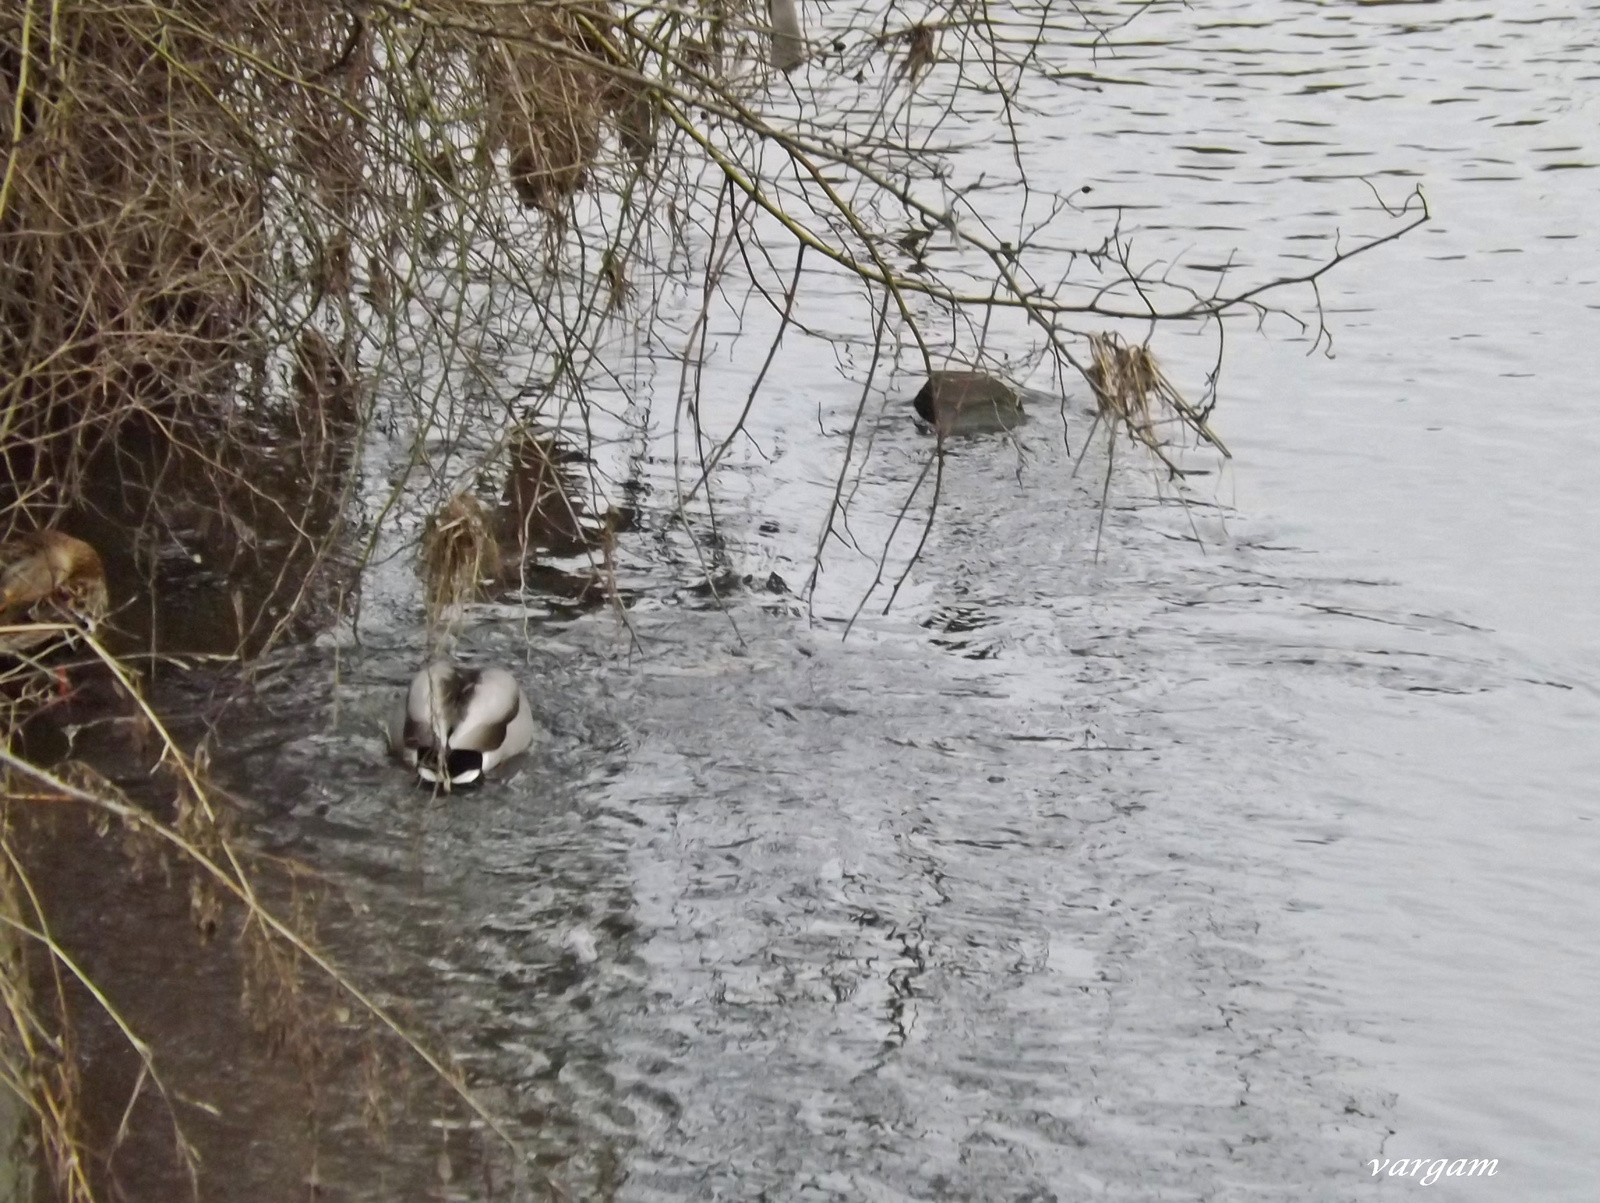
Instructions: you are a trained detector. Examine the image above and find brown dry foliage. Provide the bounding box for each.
[421,490,500,625]
[1087,331,1230,473]
[3,2,289,492]
[0,1,685,1192]
[479,4,612,214]
[0,0,674,528]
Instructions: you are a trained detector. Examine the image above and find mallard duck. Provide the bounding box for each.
[911,370,1027,437]
[389,661,536,789]
[0,531,110,655]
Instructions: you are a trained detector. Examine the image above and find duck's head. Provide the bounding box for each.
[911,380,937,425]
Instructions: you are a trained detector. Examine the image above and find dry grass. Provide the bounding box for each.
[1085,331,1230,474]
[1073,332,1235,558]
[2,2,272,494]
[480,7,608,214]
[0,635,553,1199]
[421,491,501,630]
[0,0,704,1175]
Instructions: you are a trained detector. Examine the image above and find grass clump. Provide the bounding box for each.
[1086,331,1230,476]
[421,491,500,629]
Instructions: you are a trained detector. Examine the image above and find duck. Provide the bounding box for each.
[0,530,110,655]
[389,661,536,790]
[911,370,1027,437]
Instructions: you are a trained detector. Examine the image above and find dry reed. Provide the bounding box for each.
[1086,331,1231,474]
[421,491,500,628]
[479,5,610,214]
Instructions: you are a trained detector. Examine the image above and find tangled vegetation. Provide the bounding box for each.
[0,0,1427,1195]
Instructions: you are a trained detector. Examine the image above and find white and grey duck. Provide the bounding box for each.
[389,661,536,790]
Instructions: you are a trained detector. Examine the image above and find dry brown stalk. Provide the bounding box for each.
[421,490,500,627]
[1086,331,1231,473]
[478,4,612,214]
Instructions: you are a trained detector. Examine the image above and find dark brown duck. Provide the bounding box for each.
[911,371,1026,437]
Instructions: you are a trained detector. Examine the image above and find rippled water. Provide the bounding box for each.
[67,2,1600,1199]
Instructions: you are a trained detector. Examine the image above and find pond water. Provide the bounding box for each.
[49,1,1600,1199]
